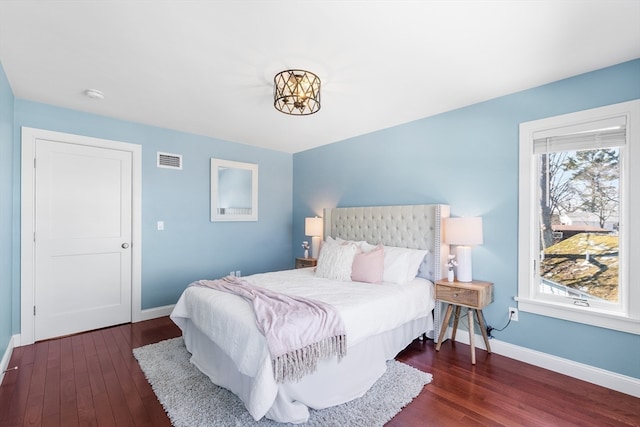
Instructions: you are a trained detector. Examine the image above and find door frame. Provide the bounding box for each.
[20,127,142,345]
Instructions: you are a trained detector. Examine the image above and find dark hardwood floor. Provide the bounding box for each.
[1,317,638,426]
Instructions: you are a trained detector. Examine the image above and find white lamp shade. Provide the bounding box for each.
[444,217,483,245]
[305,217,323,237]
[305,217,323,259]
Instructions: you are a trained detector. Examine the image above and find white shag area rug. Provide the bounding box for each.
[133,337,432,426]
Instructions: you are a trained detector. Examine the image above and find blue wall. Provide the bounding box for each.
[0,63,15,355]
[293,59,640,378]
[8,95,293,327]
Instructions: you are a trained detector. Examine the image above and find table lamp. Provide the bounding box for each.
[444,217,483,282]
[305,217,323,259]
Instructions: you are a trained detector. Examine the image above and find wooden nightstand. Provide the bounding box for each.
[295,257,317,269]
[435,279,493,364]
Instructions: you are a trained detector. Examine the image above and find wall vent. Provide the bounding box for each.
[157,152,182,170]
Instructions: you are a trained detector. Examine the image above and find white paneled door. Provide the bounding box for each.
[34,139,132,341]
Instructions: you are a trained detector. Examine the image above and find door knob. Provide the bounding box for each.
[121,243,130,249]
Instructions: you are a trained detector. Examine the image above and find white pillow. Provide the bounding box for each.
[335,237,372,251]
[315,239,359,281]
[382,246,428,284]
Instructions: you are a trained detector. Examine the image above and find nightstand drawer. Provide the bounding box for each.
[436,284,478,306]
[435,280,493,309]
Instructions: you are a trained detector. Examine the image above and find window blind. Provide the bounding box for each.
[533,115,627,154]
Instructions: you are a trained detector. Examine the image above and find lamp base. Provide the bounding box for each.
[456,245,473,282]
[311,236,321,259]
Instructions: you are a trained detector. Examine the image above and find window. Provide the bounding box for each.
[518,100,639,334]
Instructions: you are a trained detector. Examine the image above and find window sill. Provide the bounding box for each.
[517,298,640,335]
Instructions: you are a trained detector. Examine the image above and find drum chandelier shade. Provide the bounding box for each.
[273,70,321,115]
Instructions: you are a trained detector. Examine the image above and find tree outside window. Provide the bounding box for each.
[538,148,619,303]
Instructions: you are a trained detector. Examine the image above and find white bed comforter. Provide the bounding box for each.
[170,268,434,420]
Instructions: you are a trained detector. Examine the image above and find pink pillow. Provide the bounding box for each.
[351,245,384,284]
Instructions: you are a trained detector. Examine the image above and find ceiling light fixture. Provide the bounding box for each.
[273,70,321,115]
[84,89,104,99]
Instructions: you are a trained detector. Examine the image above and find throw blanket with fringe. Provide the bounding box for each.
[192,276,347,383]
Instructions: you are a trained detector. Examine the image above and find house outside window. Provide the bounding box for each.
[518,100,639,334]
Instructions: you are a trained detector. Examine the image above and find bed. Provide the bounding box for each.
[170,204,450,423]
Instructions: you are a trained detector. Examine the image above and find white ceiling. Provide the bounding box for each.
[1,1,639,153]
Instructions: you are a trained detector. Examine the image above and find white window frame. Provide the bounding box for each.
[518,100,639,334]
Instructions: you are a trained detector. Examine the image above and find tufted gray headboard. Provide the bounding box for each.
[322,204,450,341]
[323,204,450,283]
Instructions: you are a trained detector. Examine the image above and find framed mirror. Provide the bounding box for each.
[211,158,258,222]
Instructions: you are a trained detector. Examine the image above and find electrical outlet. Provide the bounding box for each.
[235,270,241,277]
[509,307,519,322]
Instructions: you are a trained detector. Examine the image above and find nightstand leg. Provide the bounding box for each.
[476,309,492,354]
[435,304,454,351]
[468,308,476,364]
[451,306,461,341]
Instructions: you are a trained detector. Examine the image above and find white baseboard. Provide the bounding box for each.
[0,334,19,386]
[137,304,175,322]
[445,327,640,398]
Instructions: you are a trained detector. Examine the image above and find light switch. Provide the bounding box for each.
[157,221,164,231]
